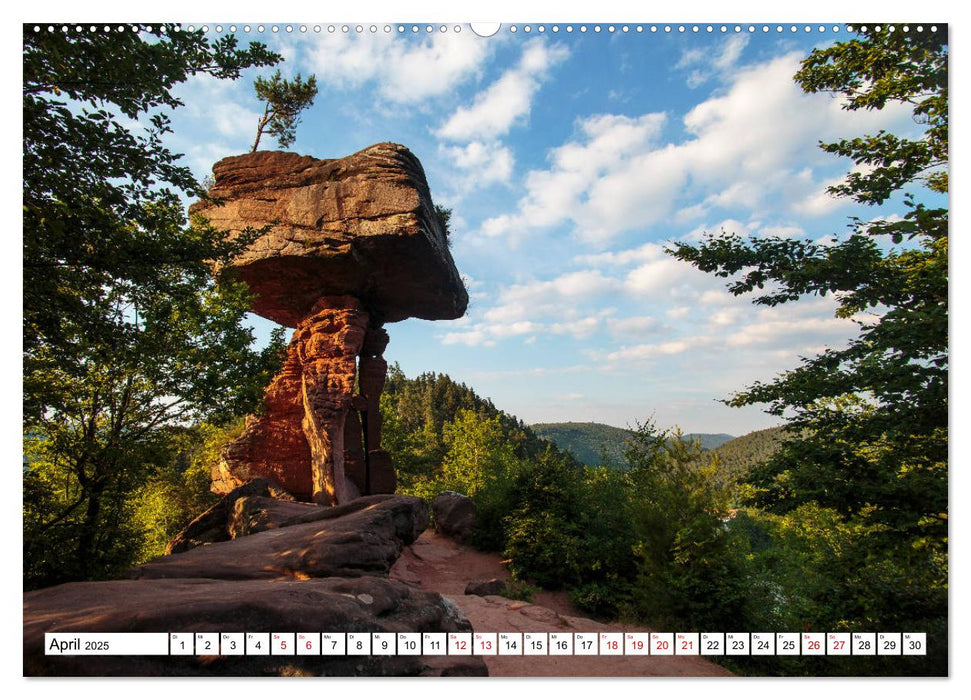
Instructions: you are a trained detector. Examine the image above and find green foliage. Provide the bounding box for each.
[440,409,519,497]
[504,454,637,618]
[532,421,734,468]
[705,425,788,488]
[731,505,946,676]
[433,204,453,246]
[127,420,244,562]
[667,26,947,674]
[23,25,284,587]
[531,422,633,467]
[500,579,536,603]
[25,419,246,588]
[435,409,524,550]
[24,430,162,587]
[668,26,947,521]
[381,367,637,617]
[382,365,561,474]
[23,25,278,420]
[795,25,947,202]
[624,423,754,632]
[251,69,318,151]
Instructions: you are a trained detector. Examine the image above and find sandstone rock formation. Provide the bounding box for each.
[465,579,507,597]
[166,478,297,555]
[131,495,428,581]
[432,491,477,542]
[192,144,467,505]
[25,493,487,676]
[25,576,483,677]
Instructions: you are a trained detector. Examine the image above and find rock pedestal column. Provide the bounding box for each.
[296,297,369,505]
[359,327,396,495]
[196,144,469,505]
[216,297,402,505]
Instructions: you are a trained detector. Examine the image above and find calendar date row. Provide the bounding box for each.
[46,631,926,657]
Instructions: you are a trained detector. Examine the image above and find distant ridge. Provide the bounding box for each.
[530,421,735,468]
[708,425,788,482]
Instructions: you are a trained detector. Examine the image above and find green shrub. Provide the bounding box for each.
[624,423,756,632]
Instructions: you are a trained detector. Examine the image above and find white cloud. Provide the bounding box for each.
[575,241,666,267]
[625,258,696,296]
[605,316,662,337]
[680,218,756,242]
[481,51,917,246]
[792,162,878,216]
[437,40,569,141]
[440,140,514,188]
[725,316,858,350]
[169,74,266,176]
[677,34,750,88]
[177,76,262,142]
[757,224,806,238]
[480,112,667,242]
[607,336,714,363]
[714,34,749,72]
[441,329,493,347]
[304,31,493,104]
[483,269,623,323]
[439,319,539,347]
[550,317,601,339]
[708,308,742,327]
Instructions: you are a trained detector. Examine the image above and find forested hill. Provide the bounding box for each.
[381,368,779,481]
[381,365,570,467]
[708,425,789,482]
[531,422,734,468]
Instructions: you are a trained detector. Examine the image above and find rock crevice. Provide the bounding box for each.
[194,143,467,505]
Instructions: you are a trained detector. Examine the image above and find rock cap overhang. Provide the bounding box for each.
[190,142,468,327]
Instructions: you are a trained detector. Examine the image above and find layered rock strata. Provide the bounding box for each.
[25,577,483,677]
[129,495,429,581]
[193,144,467,505]
[24,494,487,676]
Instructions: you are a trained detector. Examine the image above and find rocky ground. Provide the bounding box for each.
[23,493,485,677]
[390,530,733,677]
[24,489,732,677]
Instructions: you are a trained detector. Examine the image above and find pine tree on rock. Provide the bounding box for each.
[251,69,318,152]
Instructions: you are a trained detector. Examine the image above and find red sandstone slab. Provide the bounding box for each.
[24,576,484,676]
[129,496,428,581]
[191,143,468,327]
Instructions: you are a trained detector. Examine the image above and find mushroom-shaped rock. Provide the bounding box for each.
[193,144,467,505]
[191,143,467,327]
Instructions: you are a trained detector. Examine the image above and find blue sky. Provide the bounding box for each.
[164,23,933,436]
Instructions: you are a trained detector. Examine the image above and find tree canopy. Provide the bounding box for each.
[23,24,286,586]
[668,24,947,668]
[250,69,318,151]
[24,24,280,419]
[669,24,947,524]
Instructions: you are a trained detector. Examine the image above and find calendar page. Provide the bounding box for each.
[21,5,949,683]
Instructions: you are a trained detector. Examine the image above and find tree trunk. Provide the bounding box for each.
[251,105,272,153]
[76,483,104,580]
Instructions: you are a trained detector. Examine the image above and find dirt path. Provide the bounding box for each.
[390,531,732,677]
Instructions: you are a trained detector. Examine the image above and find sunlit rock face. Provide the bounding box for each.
[192,143,467,504]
